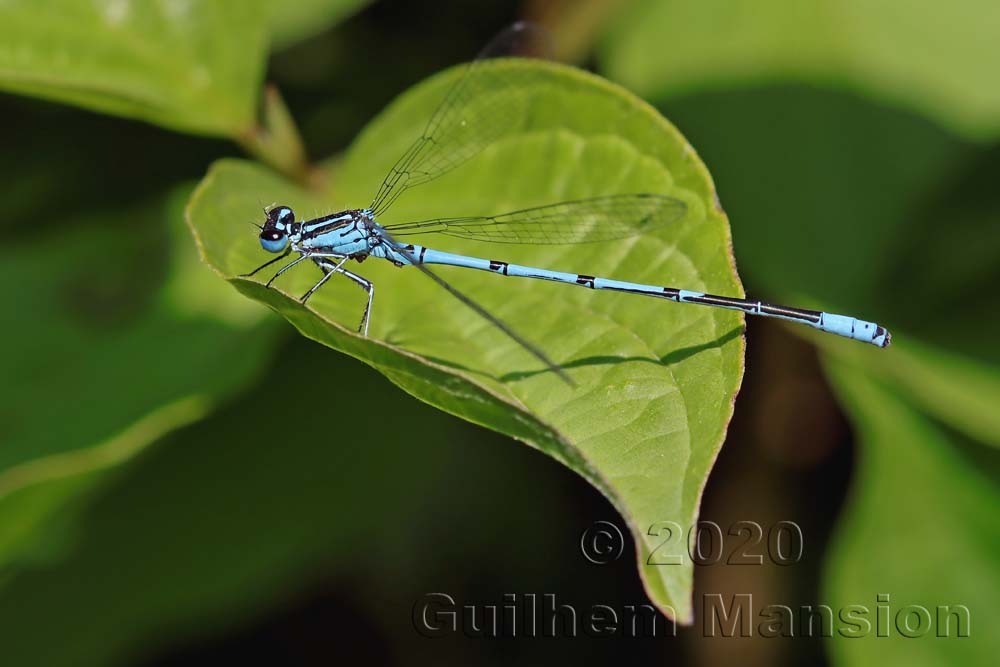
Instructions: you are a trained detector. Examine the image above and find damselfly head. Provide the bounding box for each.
[259,205,296,253]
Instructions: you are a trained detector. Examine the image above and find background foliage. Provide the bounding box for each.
[0,0,995,665]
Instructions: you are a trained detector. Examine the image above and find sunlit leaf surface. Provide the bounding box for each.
[189,61,746,621]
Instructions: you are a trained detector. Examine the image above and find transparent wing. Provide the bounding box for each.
[369,22,551,216]
[383,194,688,245]
[382,237,573,385]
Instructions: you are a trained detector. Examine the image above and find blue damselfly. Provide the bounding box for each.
[243,23,890,384]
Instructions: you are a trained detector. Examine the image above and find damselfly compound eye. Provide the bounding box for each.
[259,229,289,253]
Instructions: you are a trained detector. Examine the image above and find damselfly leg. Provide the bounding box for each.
[342,269,374,336]
[301,255,350,302]
[265,254,313,287]
[240,248,291,278]
[309,257,375,336]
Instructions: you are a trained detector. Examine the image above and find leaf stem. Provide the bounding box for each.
[235,84,319,188]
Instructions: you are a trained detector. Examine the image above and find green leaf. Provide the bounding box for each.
[829,337,1000,449]
[0,338,486,667]
[267,0,371,50]
[0,188,278,570]
[861,150,1000,446]
[822,360,998,665]
[0,0,269,136]
[188,61,745,621]
[602,0,1000,141]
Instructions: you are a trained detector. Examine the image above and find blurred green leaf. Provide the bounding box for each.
[830,338,1000,449]
[0,0,269,136]
[267,0,371,50]
[823,360,998,665]
[189,61,746,621]
[602,0,1000,141]
[865,149,1000,446]
[0,188,278,570]
[0,339,469,667]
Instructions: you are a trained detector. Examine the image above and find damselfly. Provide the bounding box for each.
[243,23,890,384]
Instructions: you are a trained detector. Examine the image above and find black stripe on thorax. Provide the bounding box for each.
[303,211,357,237]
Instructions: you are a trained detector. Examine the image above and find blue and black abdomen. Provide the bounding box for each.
[405,245,891,348]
